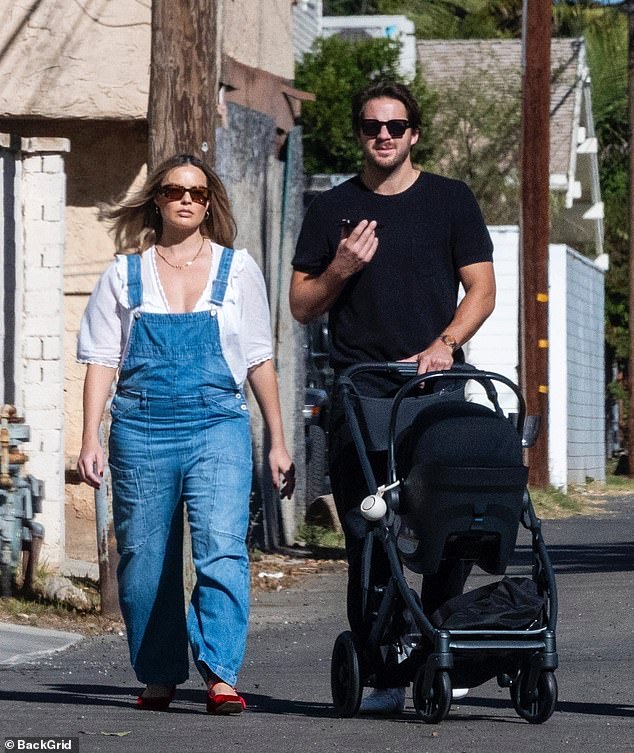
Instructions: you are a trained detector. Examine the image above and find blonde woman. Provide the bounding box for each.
[77,154,294,714]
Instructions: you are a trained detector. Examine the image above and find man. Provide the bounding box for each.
[290,81,495,713]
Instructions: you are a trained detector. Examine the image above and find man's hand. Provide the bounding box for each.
[400,337,454,374]
[289,219,379,324]
[330,219,378,278]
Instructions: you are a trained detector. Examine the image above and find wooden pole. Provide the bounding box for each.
[148,0,220,170]
[520,0,551,488]
[148,0,221,589]
[95,400,120,617]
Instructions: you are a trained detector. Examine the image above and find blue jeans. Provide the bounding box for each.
[109,387,252,686]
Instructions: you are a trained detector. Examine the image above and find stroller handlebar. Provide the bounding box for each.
[335,363,530,486]
[339,361,418,379]
[339,361,517,384]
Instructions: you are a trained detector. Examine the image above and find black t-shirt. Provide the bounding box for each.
[292,172,493,376]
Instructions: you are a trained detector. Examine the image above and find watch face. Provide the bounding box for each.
[441,335,457,351]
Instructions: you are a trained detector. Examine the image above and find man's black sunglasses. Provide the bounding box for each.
[360,119,411,138]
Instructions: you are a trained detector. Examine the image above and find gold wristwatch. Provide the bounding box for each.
[439,334,458,353]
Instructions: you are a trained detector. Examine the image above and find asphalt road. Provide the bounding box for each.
[1,495,632,753]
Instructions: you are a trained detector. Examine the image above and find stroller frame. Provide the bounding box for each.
[330,362,558,724]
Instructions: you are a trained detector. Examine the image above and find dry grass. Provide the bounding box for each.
[531,469,634,519]
[0,553,346,634]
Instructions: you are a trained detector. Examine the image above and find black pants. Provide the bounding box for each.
[328,398,471,667]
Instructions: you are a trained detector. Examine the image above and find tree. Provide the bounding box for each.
[586,10,629,363]
[324,0,380,12]
[294,35,437,174]
[627,0,634,478]
[377,0,521,39]
[580,6,629,454]
[426,66,521,224]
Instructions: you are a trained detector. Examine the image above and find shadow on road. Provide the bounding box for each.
[1,685,632,721]
[511,542,634,573]
[454,695,634,719]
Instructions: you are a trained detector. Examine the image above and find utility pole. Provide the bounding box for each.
[148,0,220,169]
[148,1,220,588]
[520,0,551,488]
[627,0,634,478]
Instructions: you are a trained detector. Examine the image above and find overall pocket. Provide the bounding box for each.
[109,462,149,553]
[111,392,143,418]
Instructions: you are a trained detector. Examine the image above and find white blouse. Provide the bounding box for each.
[76,242,273,386]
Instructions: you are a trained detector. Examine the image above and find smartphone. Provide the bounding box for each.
[339,219,352,239]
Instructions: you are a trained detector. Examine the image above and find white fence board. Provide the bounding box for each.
[465,228,605,489]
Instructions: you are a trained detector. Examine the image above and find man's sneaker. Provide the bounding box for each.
[452,688,469,700]
[359,687,406,715]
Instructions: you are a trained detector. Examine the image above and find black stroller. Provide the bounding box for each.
[330,363,558,724]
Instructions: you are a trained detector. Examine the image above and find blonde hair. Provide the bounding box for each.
[100,154,237,253]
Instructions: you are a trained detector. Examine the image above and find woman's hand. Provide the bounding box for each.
[77,438,105,489]
[269,447,295,500]
[78,363,117,489]
[247,360,295,499]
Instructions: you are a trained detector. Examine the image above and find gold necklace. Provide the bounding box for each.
[155,237,206,270]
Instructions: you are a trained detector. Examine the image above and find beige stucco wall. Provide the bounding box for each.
[0,1,150,119]
[59,121,147,563]
[222,1,295,80]
[0,1,294,120]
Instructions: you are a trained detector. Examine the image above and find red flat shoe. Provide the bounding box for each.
[206,683,246,715]
[136,686,175,711]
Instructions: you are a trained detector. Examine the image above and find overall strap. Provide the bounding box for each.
[210,247,235,306]
[126,253,143,309]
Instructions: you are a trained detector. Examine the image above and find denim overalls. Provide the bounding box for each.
[108,248,252,687]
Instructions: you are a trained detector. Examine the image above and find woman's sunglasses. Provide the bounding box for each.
[359,119,411,139]
[156,183,210,205]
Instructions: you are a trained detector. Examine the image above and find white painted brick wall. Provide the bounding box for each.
[24,337,43,360]
[42,337,62,360]
[25,268,57,291]
[17,138,69,567]
[23,315,63,338]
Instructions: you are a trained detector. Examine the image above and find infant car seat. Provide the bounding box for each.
[396,400,528,575]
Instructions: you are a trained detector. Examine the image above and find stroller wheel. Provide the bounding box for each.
[331,631,363,717]
[413,668,452,724]
[511,670,557,724]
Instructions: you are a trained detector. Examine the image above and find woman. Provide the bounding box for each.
[77,153,295,714]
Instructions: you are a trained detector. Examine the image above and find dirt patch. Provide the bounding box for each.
[0,552,346,636]
[250,552,346,592]
[64,488,98,563]
[0,599,124,636]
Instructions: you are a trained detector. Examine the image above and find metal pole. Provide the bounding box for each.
[520,0,551,488]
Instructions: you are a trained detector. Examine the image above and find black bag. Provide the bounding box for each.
[430,577,546,630]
